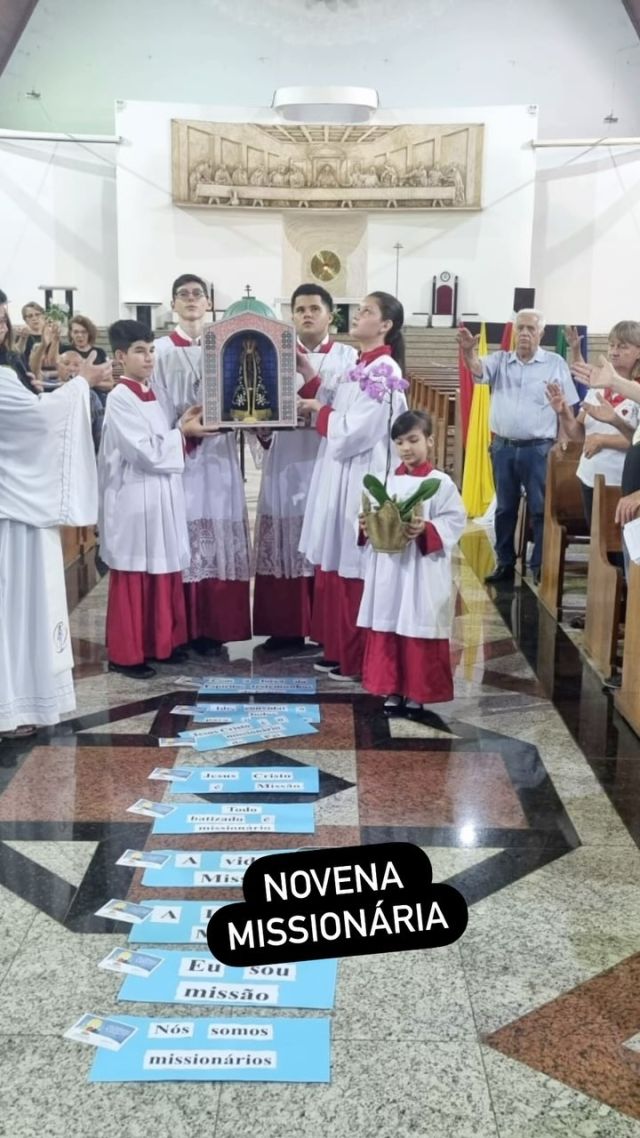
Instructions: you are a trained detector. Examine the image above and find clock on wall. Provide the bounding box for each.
[310,250,342,283]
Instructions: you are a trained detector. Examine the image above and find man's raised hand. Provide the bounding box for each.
[77,350,113,389]
[456,325,479,354]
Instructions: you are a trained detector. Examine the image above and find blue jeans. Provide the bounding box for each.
[490,438,554,572]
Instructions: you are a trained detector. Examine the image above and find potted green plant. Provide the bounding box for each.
[352,360,440,553]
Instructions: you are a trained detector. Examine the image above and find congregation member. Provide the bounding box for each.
[457,310,579,585]
[573,355,640,545]
[31,346,107,451]
[14,301,46,366]
[152,274,252,653]
[0,311,35,391]
[358,410,466,715]
[559,321,640,521]
[68,315,109,365]
[298,291,408,681]
[0,351,109,739]
[99,320,214,678]
[252,283,357,651]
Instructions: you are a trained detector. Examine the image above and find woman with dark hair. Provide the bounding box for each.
[298,291,408,680]
[0,312,36,391]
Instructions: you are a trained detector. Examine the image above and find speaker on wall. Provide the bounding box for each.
[513,288,535,312]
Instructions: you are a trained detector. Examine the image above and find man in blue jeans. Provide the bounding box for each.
[457,310,579,585]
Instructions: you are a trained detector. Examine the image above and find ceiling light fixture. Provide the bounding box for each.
[272,86,379,123]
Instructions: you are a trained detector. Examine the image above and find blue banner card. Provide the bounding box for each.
[118,952,338,1010]
[141,849,291,889]
[180,717,317,751]
[159,766,319,796]
[88,1016,331,1083]
[128,901,231,945]
[189,703,321,724]
[197,677,317,695]
[151,802,315,835]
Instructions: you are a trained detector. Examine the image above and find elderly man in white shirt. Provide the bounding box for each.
[458,309,579,585]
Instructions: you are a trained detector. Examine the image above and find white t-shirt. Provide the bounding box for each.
[577,389,640,487]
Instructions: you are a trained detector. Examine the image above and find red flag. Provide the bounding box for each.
[501,321,515,351]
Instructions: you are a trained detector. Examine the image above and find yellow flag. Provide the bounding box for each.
[461,322,495,517]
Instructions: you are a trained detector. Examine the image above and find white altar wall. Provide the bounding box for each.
[532,143,640,330]
[2,104,640,330]
[114,100,535,323]
[0,137,118,323]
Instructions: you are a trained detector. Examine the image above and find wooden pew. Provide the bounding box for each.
[615,560,640,737]
[61,526,96,568]
[539,442,589,619]
[583,475,624,676]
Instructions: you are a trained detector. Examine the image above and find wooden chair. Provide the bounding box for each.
[615,560,640,738]
[583,476,624,676]
[538,442,589,619]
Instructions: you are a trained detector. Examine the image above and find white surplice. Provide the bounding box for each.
[254,340,357,578]
[357,470,466,638]
[299,356,408,579]
[0,368,97,731]
[98,381,190,573]
[152,344,251,582]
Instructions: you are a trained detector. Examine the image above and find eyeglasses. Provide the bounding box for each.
[174,289,206,300]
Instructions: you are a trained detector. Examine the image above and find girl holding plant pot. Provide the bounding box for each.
[298,291,408,681]
[357,410,466,715]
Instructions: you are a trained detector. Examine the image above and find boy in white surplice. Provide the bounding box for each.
[99,320,214,679]
[357,410,466,716]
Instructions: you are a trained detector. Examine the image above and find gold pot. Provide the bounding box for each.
[362,494,419,554]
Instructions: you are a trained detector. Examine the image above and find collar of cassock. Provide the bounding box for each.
[358,344,392,366]
[170,328,201,347]
[297,336,333,355]
[119,378,156,402]
[395,461,434,477]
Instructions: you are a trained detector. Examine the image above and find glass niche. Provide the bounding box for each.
[202,306,297,428]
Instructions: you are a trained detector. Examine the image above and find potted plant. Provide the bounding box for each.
[352,360,440,553]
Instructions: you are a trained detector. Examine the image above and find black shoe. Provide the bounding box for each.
[150,647,189,664]
[108,661,156,679]
[383,695,404,717]
[313,658,340,673]
[603,673,622,690]
[570,615,585,630]
[190,637,223,657]
[531,569,541,586]
[261,637,306,652]
[484,565,515,584]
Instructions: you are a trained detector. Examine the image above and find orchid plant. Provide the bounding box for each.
[350,359,440,524]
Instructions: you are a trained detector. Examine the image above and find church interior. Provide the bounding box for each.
[2,0,640,1134]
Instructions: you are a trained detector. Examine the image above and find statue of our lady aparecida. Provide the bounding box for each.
[229,336,273,422]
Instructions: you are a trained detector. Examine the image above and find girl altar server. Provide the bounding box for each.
[298,292,408,681]
[358,410,466,714]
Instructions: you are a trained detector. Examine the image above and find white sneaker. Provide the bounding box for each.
[327,667,360,682]
[313,658,339,673]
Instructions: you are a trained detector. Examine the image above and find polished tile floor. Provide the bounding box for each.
[2,468,640,1136]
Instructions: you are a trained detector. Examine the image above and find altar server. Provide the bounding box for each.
[298,291,408,680]
[153,273,212,358]
[253,284,357,651]
[357,410,466,714]
[100,320,213,678]
[0,354,107,737]
[152,277,252,653]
